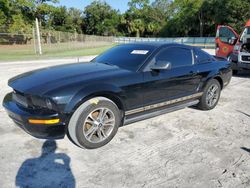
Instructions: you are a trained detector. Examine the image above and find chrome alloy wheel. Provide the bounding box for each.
[83,108,115,143]
[206,84,219,107]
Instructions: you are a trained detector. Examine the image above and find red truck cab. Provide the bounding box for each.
[215,19,250,74]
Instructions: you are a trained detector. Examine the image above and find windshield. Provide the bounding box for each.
[240,27,250,42]
[92,44,156,71]
[247,27,250,34]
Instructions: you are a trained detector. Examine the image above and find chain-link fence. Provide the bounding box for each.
[0,30,114,57]
[38,30,114,53]
[115,37,215,49]
[0,30,216,61]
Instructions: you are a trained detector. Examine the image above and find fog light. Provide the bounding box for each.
[28,119,60,124]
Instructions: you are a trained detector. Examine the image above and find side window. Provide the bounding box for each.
[194,48,212,64]
[155,47,193,68]
[219,27,236,43]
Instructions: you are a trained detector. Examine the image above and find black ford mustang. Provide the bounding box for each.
[3,43,232,149]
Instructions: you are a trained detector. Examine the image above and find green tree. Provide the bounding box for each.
[18,0,59,26]
[48,6,84,33]
[83,1,120,36]
[145,0,170,36]
[201,0,250,35]
[8,14,32,33]
[0,0,12,31]
[124,0,149,37]
[66,8,84,33]
[124,0,169,37]
[161,0,204,37]
[0,0,8,32]
[160,0,250,37]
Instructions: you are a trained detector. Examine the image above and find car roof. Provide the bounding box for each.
[120,42,194,50]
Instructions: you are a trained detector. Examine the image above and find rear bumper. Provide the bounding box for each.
[3,93,67,139]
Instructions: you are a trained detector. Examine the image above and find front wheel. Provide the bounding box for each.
[67,97,122,149]
[198,79,221,110]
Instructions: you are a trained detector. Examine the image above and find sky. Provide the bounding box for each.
[56,0,131,13]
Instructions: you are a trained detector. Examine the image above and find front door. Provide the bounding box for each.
[142,46,200,107]
[215,25,238,57]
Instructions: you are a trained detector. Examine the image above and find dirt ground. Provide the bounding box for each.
[0,54,249,188]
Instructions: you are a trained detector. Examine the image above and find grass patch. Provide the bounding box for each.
[0,44,115,62]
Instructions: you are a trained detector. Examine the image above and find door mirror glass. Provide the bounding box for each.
[151,61,171,70]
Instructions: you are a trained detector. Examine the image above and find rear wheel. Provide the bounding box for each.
[198,79,221,110]
[67,97,121,149]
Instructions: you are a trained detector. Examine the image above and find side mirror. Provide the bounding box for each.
[228,37,237,45]
[151,61,171,71]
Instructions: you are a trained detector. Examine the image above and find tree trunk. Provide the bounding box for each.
[136,29,140,38]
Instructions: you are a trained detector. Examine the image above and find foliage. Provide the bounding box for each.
[83,1,121,36]
[0,0,250,37]
[161,0,250,37]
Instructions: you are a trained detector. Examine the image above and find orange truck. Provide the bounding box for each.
[215,19,250,74]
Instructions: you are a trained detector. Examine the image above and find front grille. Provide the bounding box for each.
[12,91,29,108]
[242,55,250,62]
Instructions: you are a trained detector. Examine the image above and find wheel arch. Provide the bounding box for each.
[201,69,224,92]
[213,76,224,90]
[78,92,126,113]
[64,83,126,115]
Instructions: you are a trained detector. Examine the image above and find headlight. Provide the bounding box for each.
[234,45,240,51]
[31,96,55,110]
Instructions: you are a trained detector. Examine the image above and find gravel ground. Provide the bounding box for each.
[0,52,250,188]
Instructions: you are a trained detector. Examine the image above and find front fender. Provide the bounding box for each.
[64,83,123,113]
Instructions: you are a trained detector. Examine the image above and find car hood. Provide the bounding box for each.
[8,62,123,95]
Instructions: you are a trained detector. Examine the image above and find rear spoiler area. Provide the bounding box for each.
[213,56,227,61]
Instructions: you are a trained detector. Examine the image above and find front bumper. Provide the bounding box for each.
[231,61,250,70]
[232,52,250,70]
[3,93,67,139]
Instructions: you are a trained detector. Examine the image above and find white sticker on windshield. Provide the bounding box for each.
[131,50,149,55]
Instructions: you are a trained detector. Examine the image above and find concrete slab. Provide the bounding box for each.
[0,52,249,188]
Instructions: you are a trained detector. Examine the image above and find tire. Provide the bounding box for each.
[198,79,221,110]
[67,97,121,149]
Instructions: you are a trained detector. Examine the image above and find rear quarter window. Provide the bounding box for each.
[194,48,213,64]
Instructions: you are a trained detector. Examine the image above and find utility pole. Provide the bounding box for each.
[35,18,42,55]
